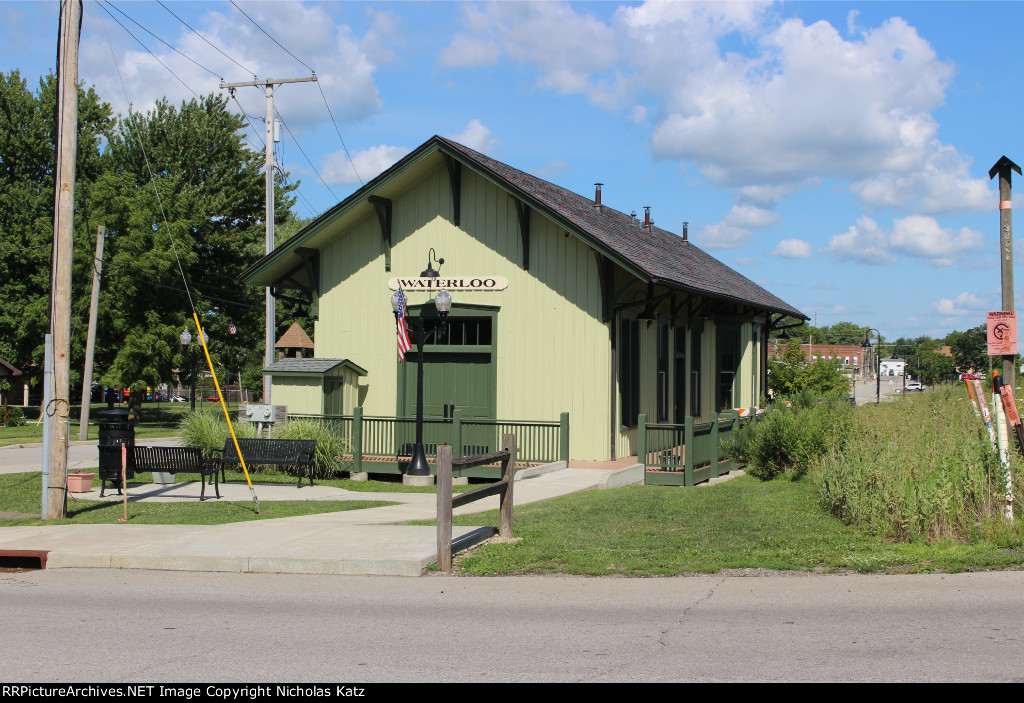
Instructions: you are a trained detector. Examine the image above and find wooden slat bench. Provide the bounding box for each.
[131,446,220,500]
[212,438,318,487]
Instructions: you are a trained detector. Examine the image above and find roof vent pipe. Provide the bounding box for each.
[594,183,603,209]
[643,206,651,229]
[682,221,688,242]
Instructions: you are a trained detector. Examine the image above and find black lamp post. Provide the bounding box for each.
[180,328,208,412]
[393,251,452,477]
[862,328,881,405]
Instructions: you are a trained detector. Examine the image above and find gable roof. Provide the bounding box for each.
[241,136,806,320]
[263,358,367,376]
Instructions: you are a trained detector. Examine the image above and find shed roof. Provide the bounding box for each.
[263,358,367,376]
[0,358,22,376]
[241,136,806,320]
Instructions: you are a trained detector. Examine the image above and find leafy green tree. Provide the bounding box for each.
[768,339,850,397]
[946,324,988,374]
[91,94,296,414]
[0,71,114,394]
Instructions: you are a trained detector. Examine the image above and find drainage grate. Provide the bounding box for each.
[0,550,48,570]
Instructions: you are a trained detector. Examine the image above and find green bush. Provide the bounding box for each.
[3,406,25,427]
[274,418,350,480]
[724,395,853,480]
[177,410,260,456]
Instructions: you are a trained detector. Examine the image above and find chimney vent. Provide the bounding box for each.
[594,183,603,209]
[682,221,688,242]
[643,206,651,229]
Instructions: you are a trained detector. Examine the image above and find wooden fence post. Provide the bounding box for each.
[436,444,453,573]
[500,434,516,538]
[352,406,363,474]
[559,412,570,464]
[637,413,648,472]
[684,416,694,487]
[711,411,720,478]
[452,408,462,459]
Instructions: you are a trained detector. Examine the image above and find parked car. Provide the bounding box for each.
[904,380,926,392]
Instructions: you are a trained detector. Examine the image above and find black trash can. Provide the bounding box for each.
[97,409,137,496]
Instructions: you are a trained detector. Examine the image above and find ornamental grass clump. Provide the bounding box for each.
[814,385,1022,543]
[274,418,350,480]
[177,410,259,456]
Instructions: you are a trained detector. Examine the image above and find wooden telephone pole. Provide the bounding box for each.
[45,0,81,519]
[220,75,317,405]
[989,155,1021,392]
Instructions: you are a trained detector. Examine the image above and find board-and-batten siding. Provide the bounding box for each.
[313,164,612,460]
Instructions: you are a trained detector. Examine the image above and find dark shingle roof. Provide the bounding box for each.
[436,137,805,319]
[264,358,367,376]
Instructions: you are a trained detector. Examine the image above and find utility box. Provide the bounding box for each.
[243,404,276,423]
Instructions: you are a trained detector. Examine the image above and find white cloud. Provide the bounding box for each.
[823,215,984,266]
[322,144,410,185]
[446,119,498,154]
[931,291,991,316]
[851,144,994,213]
[81,2,386,129]
[822,217,897,265]
[771,239,813,258]
[439,2,985,231]
[437,34,501,67]
[889,215,984,265]
[696,222,752,250]
[735,256,758,266]
[726,203,780,229]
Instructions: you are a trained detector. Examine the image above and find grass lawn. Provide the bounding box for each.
[442,475,1024,575]
[0,471,395,526]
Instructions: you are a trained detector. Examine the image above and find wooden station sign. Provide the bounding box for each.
[388,276,508,292]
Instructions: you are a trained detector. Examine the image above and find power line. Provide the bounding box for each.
[229,0,314,73]
[101,1,221,80]
[94,1,200,102]
[157,0,257,79]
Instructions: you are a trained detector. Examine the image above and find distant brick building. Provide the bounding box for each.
[768,343,866,379]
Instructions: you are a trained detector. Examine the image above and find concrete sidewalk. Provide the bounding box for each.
[0,463,645,576]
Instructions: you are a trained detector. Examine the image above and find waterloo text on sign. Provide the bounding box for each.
[387,276,508,291]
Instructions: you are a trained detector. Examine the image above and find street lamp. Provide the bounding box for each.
[862,328,881,405]
[392,261,452,478]
[180,328,209,412]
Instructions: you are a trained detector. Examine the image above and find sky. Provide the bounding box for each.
[3,0,1023,343]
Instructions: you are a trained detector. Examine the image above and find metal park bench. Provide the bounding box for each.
[211,438,318,487]
[131,446,220,500]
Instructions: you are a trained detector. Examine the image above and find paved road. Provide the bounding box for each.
[3,568,1023,682]
[0,437,181,474]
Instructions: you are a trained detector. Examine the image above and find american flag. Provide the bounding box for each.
[228,319,236,335]
[396,287,412,360]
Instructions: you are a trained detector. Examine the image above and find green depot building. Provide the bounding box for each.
[240,136,806,464]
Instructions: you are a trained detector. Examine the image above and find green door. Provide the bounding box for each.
[401,351,496,454]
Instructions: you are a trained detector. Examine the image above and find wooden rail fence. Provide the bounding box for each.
[436,434,516,573]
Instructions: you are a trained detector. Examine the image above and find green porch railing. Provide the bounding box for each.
[639,409,753,486]
[289,410,569,475]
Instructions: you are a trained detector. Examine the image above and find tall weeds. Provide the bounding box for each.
[814,386,1021,542]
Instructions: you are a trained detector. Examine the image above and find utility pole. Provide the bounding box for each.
[989,156,1021,392]
[79,225,104,440]
[220,75,317,405]
[46,0,81,519]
